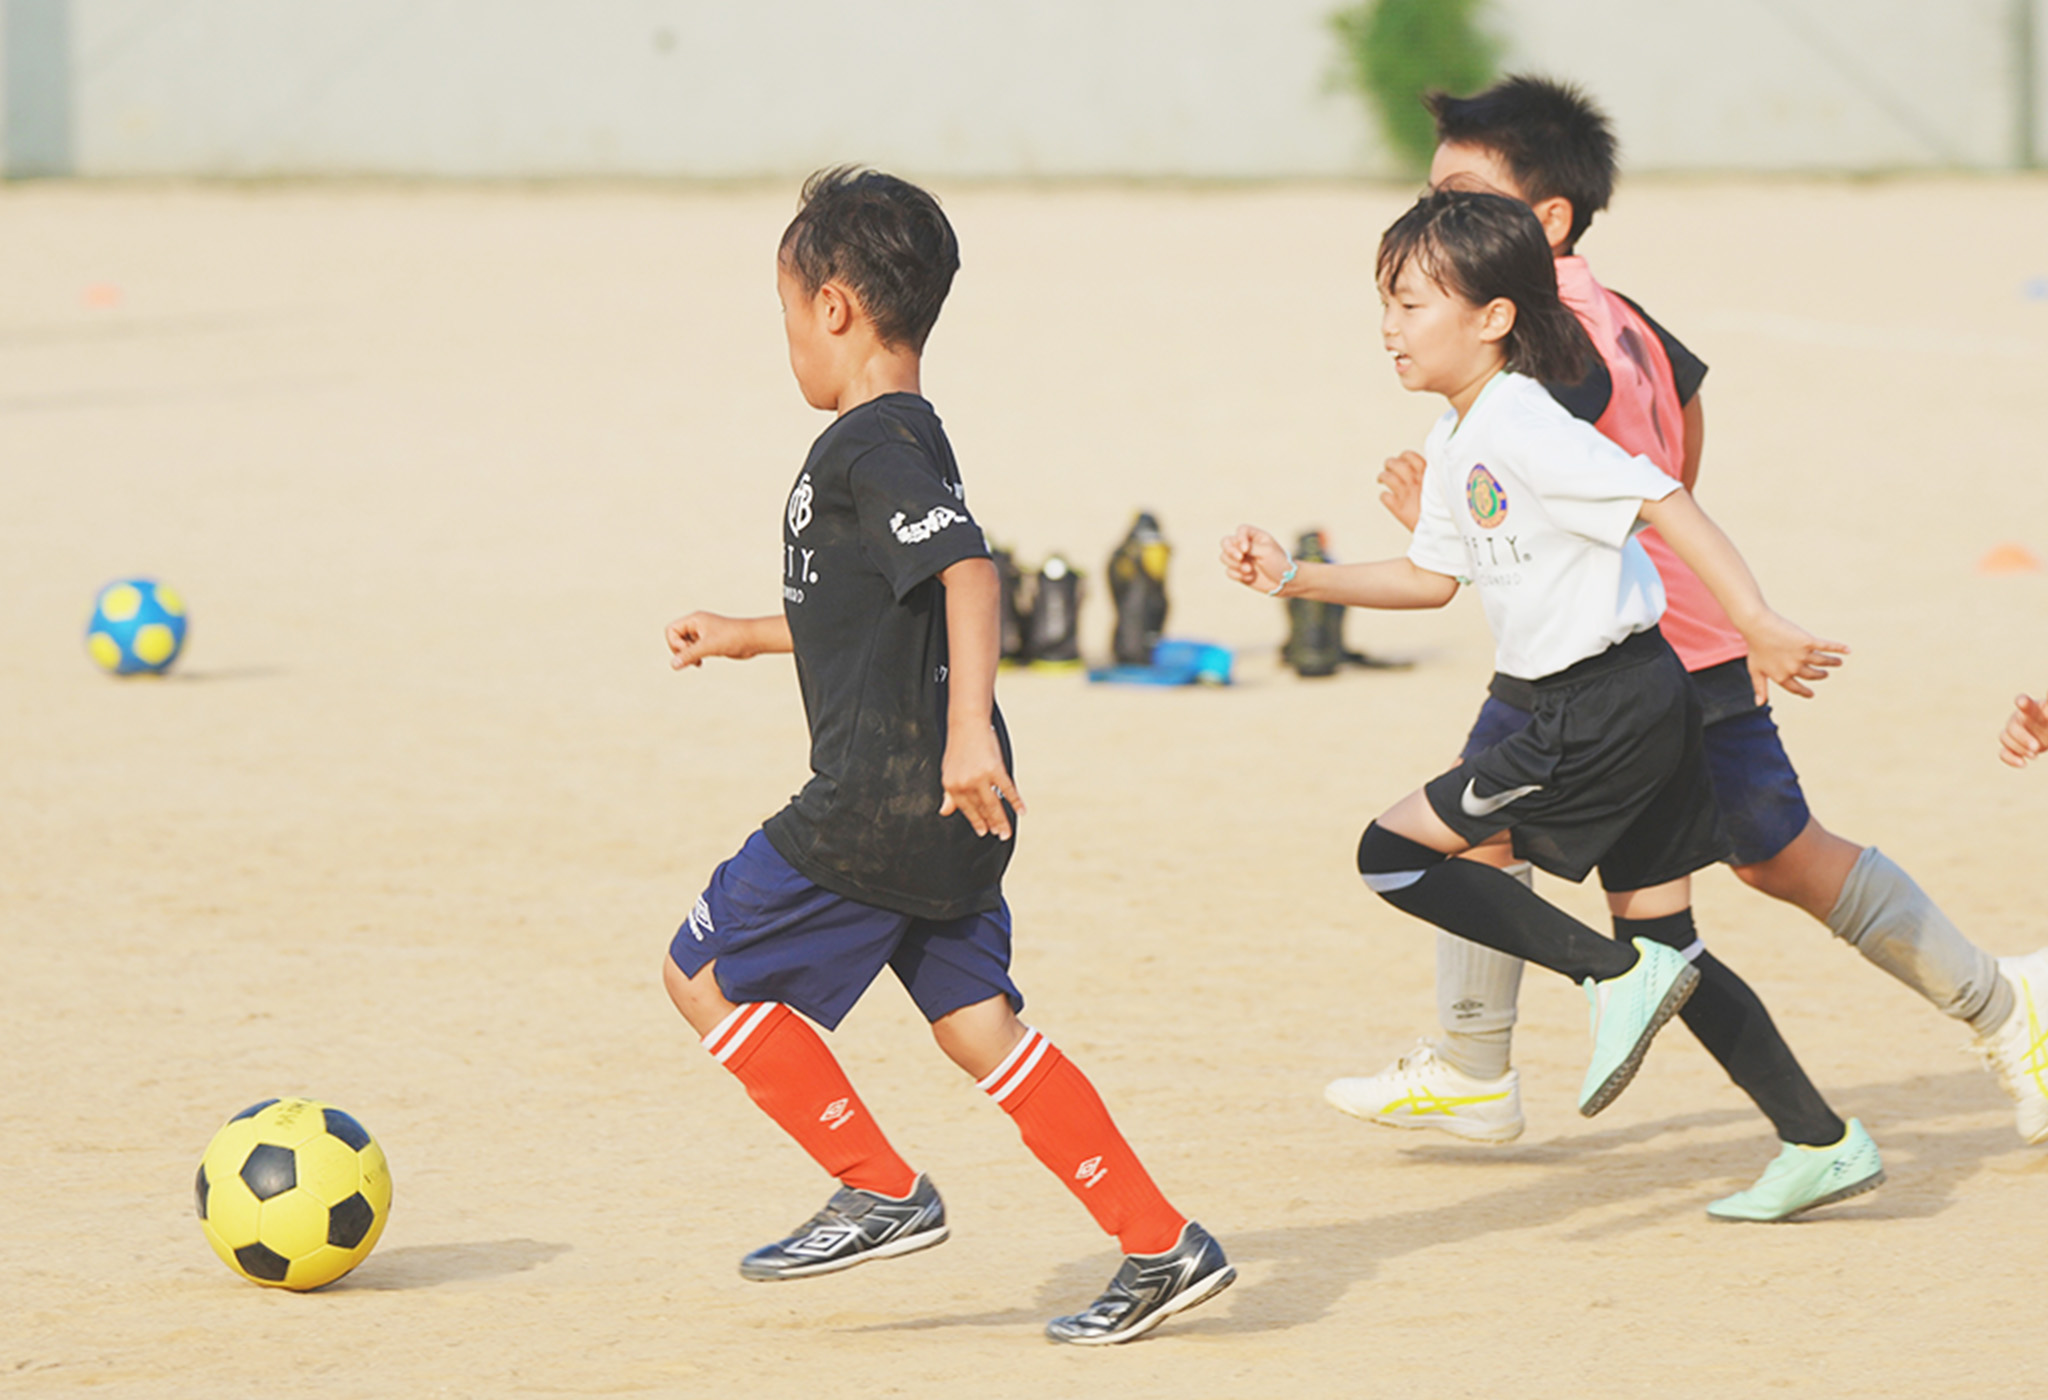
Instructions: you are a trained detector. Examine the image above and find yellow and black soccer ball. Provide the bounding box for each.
[195,1098,392,1290]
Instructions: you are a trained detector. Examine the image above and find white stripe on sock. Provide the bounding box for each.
[975,1025,1039,1092]
[702,1003,752,1050]
[1362,869,1427,894]
[980,1028,1050,1102]
[704,1002,778,1063]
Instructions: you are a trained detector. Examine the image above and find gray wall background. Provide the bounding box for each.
[2,0,2043,179]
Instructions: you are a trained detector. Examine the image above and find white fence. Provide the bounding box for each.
[3,0,2042,178]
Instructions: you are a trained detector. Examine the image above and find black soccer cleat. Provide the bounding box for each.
[993,546,1030,663]
[739,1174,949,1281]
[1281,529,1344,678]
[1027,556,1082,664]
[1044,1221,1236,1345]
[1108,510,1171,666]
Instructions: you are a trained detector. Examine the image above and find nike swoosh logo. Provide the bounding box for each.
[1461,778,1542,818]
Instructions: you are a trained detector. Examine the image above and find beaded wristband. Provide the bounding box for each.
[1265,554,1299,597]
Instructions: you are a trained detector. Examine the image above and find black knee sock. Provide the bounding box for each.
[1615,912,1845,1147]
[1357,824,1636,982]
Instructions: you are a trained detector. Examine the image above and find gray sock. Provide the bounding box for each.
[1436,861,1531,1080]
[1826,846,2012,1032]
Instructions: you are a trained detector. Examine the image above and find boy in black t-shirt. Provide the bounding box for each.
[661,168,1232,1346]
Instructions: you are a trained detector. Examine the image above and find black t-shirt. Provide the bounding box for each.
[760,393,1014,920]
[1544,291,1708,424]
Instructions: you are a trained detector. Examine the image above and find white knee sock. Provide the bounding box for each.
[1435,861,1531,1080]
[1826,846,2012,1032]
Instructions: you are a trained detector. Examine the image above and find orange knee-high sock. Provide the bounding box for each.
[702,1002,917,1199]
[979,1026,1186,1255]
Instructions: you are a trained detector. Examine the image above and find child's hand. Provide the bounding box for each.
[666,611,748,669]
[1998,693,2048,768]
[1219,525,1295,595]
[939,723,1025,840]
[1741,611,1848,705]
[1378,451,1426,532]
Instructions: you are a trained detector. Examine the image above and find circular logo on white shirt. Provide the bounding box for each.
[1466,465,1508,528]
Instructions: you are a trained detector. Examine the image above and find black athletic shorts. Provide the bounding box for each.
[1461,657,1813,868]
[1424,627,1731,891]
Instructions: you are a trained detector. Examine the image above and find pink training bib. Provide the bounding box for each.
[1554,257,1747,673]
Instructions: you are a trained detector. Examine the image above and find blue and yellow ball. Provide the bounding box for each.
[86,578,187,675]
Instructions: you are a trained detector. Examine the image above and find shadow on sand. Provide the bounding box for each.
[345,1238,571,1291]
[848,1067,2038,1338]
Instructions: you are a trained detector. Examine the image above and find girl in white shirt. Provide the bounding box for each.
[1222,188,1883,1219]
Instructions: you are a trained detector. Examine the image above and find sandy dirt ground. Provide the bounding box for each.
[4,177,2046,1399]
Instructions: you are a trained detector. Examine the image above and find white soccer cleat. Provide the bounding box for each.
[1325,1042,1525,1144]
[1977,950,2048,1145]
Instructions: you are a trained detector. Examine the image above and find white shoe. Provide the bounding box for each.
[1325,1042,1524,1144]
[1977,950,2048,1145]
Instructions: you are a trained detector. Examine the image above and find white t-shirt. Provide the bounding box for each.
[1408,372,1681,681]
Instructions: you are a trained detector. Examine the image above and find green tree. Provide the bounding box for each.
[1330,0,1501,174]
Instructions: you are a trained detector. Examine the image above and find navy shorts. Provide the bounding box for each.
[668,829,1022,1031]
[1460,656,1811,869]
[1688,659,1811,865]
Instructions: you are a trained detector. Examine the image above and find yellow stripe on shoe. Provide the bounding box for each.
[1324,1042,1525,1144]
[1978,950,2048,1145]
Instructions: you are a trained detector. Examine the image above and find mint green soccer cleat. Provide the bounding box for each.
[1706,1119,1885,1222]
[1577,939,1700,1116]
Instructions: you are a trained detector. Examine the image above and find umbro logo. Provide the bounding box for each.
[687,897,714,941]
[820,1098,855,1130]
[1074,1155,1108,1189]
[788,1224,858,1258]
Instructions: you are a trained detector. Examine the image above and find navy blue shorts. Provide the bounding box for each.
[1460,694,1537,761]
[668,829,1022,1031]
[1460,657,1811,869]
[1688,659,1810,866]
